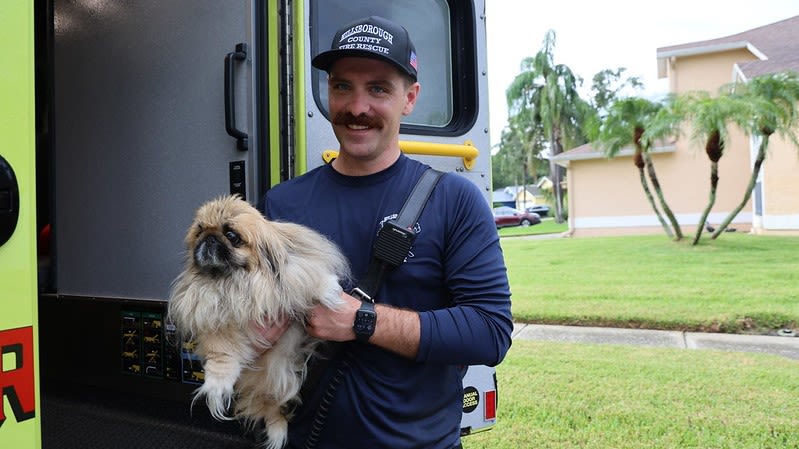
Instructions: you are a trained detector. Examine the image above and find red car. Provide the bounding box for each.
[493,206,541,228]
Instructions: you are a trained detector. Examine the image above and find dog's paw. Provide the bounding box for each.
[263,415,288,449]
[196,378,235,421]
[318,274,345,309]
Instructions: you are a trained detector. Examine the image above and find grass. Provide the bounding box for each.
[501,232,799,334]
[463,230,799,448]
[466,340,799,449]
[497,217,568,237]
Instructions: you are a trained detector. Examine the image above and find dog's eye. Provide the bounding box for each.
[225,230,242,247]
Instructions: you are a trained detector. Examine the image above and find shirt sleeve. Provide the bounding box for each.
[415,176,513,366]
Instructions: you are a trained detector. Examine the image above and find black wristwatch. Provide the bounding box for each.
[353,300,376,343]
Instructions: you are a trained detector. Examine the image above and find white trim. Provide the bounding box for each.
[745,42,768,60]
[574,212,752,229]
[762,214,799,230]
[749,134,773,231]
[732,64,749,83]
[753,214,764,229]
[656,42,767,78]
[656,41,766,61]
[552,144,676,167]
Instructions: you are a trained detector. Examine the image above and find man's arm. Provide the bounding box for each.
[304,292,421,359]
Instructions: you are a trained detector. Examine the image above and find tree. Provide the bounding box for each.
[711,71,799,238]
[641,94,686,240]
[596,97,683,240]
[492,121,528,189]
[492,111,548,190]
[506,30,591,223]
[678,91,753,245]
[589,68,643,120]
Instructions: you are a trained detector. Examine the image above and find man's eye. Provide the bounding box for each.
[225,230,242,246]
[370,86,387,94]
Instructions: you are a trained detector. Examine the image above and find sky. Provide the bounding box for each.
[485,0,799,148]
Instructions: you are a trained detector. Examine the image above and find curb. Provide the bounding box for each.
[512,323,799,360]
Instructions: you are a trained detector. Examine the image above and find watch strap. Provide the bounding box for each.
[353,300,376,343]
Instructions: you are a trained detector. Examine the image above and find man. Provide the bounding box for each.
[260,15,512,449]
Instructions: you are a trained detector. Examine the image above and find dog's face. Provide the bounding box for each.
[185,195,273,277]
[172,194,347,334]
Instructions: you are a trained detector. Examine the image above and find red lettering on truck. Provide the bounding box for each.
[0,326,36,426]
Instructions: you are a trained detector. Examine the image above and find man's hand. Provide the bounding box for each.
[304,292,361,342]
[250,317,290,353]
[305,291,421,359]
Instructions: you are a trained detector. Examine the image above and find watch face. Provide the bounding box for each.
[354,306,376,344]
[355,310,376,333]
[353,300,376,342]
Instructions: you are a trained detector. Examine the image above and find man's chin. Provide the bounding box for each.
[338,143,377,159]
[335,132,376,153]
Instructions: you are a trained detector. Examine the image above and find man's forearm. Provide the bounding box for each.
[304,293,420,359]
[370,304,420,358]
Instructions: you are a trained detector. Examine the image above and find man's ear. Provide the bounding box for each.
[402,82,420,116]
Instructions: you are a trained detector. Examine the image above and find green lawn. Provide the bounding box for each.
[501,232,799,333]
[464,231,799,448]
[466,340,799,449]
[497,217,569,237]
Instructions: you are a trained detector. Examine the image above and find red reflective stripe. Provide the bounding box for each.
[484,390,496,420]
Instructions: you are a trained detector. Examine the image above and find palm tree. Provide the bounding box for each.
[678,91,753,245]
[597,96,683,240]
[642,95,686,240]
[711,71,799,238]
[506,30,590,223]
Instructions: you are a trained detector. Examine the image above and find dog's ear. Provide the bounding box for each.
[252,220,288,274]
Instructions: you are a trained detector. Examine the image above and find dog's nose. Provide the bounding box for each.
[202,235,222,251]
[194,235,229,270]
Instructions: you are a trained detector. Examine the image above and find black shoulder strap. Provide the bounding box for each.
[355,168,443,300]
[300,168,443,406]
[395,168,443,230]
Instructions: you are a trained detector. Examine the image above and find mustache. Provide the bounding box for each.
[332,112,383,129]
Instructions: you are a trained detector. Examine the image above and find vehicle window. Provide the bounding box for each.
[309,0,473,133]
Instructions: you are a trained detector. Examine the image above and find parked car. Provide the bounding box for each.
[525,205,550,217]
[493,206,541,228]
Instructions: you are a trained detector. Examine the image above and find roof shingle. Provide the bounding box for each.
[656,15,799,79]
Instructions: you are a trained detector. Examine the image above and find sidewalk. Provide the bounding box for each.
[513,323,799,360]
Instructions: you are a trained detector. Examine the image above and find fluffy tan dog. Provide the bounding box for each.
[168,195,349,449]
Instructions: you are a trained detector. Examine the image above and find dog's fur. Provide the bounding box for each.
[167,195,349,449]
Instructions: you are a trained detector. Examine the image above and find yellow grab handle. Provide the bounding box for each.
[322,140,478,170]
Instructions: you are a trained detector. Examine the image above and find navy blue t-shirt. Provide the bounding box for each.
[261,155,512,449]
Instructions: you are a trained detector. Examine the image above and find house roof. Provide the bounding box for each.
[491,182,548,202]
[551,142,676,167]
[491,188,516,203]
[656,14,799,80]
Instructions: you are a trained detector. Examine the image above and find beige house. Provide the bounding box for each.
[554,15,799,237]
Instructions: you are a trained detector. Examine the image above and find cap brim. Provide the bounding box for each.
[311,49,417,80]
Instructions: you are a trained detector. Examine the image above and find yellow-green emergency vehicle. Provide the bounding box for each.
[1,2,498,447]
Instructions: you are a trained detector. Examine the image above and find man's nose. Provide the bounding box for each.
[346,89,370,116]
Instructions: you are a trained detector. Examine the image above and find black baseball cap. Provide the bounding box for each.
[312,15,418,81]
